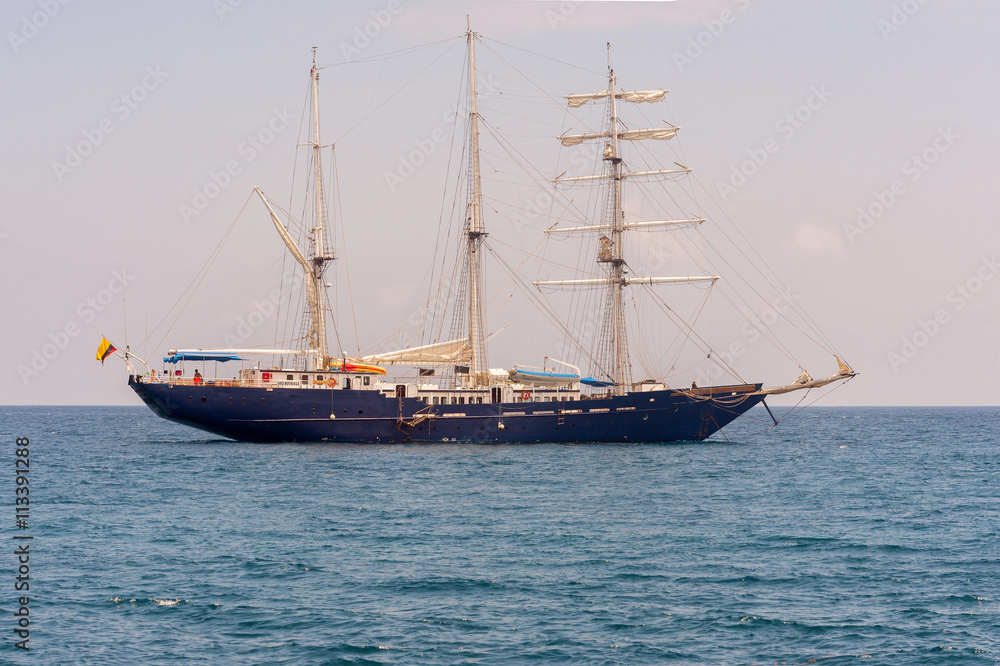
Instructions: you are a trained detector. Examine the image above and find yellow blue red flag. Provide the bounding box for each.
[96,337,117,364]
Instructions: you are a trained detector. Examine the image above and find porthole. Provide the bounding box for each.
[201,397,207,403]
[228,397,233,405]
[241,397,246,405]
[261,398,267,405]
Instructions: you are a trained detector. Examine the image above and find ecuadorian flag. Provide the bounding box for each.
[96,337,117,365]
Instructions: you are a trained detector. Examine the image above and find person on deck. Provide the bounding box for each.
[193,370,203,385]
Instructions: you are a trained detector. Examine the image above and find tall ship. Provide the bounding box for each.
[116,27,855,443]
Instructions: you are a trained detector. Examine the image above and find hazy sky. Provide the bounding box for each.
[2,0,998,406]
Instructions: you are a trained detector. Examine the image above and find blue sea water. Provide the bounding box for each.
[0,405,997,664]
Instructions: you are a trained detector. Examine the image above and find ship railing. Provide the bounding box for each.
[144,376,336,390]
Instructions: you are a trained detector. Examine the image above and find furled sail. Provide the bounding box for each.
[553,165,691,184]
[534,276,719,288]
[565,89,667,107]
[560,127,677,146]
[547,217,705,234]
[354,338,472,366]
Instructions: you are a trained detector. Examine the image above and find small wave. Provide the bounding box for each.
[108,596,187,607]
[945,594,990,604]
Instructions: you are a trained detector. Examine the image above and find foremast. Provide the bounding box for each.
[539,44,717,395]
[603,47,630,392]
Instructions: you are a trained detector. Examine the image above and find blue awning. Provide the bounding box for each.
[581,377,614,387]
[163,353,243,364]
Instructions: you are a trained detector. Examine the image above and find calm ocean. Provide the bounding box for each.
[0,405,997,664]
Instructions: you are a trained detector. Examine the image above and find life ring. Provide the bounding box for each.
[521,390,531,400]
[326,378,338,387]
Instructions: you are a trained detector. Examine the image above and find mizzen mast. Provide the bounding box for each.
[308,48,334,368]
[255,50,335,372]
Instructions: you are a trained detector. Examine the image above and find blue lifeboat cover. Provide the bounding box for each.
[163,353,243,364]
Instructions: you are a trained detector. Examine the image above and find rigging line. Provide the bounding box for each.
[323,35,462,67]
[690,173,841,356]
[638,280,745,382]
[480,231,550,310]
[691,232,819,365]
[345,56,387,180]
[178,255,285,344]
[410,50,470,347]
[479,36,603,76]
[652,284,714,379]
[476,116,592,226]
[616,171,805,364]
[367,118,463,352]
[332,145,361,356]
[143,193,254,354]
[477,40,592,118]
[485,243,602,374]
[488,235,604,280]
[278,77,314,360]
[332,39,465,145]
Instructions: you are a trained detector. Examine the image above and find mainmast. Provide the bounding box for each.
[464,21,488,383]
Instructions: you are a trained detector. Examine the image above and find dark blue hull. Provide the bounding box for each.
[129,376,764,443]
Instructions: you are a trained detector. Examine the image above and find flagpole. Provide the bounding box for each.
[122,264,130,363]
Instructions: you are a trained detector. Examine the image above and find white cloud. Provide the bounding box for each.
[783,223,848,260]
